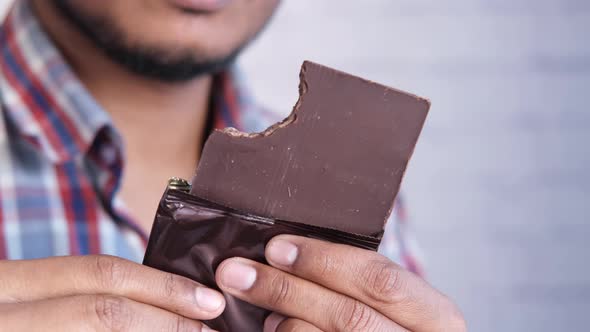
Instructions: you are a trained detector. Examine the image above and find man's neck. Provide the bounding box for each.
[32,0,213,230]
[32,0,211,168]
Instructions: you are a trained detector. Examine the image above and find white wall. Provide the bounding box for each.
[0,0,8,16]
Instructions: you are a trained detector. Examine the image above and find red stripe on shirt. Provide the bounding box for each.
[79,174,100,254]
[55,165,80,255]
[0,55,65,158]
[3,14,87,159]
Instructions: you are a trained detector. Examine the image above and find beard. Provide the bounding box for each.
[52,0,243,82]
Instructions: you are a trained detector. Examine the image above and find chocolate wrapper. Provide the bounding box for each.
[143,188,382,332]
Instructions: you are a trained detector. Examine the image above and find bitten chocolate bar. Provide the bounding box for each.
[144,61,430,331]
[191,61,430,236]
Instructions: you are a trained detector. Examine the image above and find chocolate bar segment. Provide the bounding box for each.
[191,61,429,236]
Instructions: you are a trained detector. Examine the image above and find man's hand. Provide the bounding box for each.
[216,235,467,332]
[0,255,224,331]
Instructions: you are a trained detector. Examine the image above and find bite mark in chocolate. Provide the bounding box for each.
[191,61,430,236]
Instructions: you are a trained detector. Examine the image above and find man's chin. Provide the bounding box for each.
[112,50,239,82]
[53,0,241,82]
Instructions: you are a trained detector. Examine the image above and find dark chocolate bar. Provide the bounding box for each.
[144,61,430,331]
[191,61,430,236]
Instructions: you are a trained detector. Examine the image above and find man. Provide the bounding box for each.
[0,0,466,331]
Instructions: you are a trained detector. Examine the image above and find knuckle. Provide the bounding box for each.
[268,274,294,308]
[169,314,194,332]
[163,272,180,298]
[317,252,337,279]
[363,259,405,304]
[93,255,127,290]
[162,273,194,314]
[89,295,132,332]
[338,299,378,332]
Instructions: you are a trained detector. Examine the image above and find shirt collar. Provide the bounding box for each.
[0,0,253,165]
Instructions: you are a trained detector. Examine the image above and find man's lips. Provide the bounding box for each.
[168,0,231,12]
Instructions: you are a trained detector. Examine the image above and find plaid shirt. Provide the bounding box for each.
[0,0,422,274]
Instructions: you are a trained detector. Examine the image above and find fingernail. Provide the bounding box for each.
[264,312,287,332]
[220,260,257,291]
[267,239,298,266]
[195,287,224,312]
